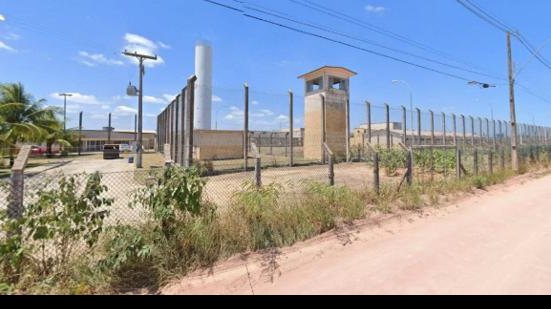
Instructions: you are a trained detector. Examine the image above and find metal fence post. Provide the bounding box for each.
[429,110,434,146]
[416,108,421,145]
[470,116,475,146]
[452,113,457,146]
[489,151,494,175]
[402,105,407,145]
[478,117,483,146]
[474,149,479,176]
[366,101,372,145]
[373,152,380,194]
[461,114,466,147]
[243,83,249,171]
[406,149,413,185]
[456,147,462,179]
[492,120,497,151]
[328,154,335,186]
[289,90,294,167]
[385,103,390,149]
[321,94,326,164]
[255,157,261,187]
[500,147,505,170]
[442,112,447,145]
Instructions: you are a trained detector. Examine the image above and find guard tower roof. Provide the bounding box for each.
[298,66,357,80]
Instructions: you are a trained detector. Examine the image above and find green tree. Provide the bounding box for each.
[0,83,60,165]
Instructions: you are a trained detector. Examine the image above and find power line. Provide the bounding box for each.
[203,0,489,83]
[457,0,551,71]
[290,0,490,73]
[236,0,505,81]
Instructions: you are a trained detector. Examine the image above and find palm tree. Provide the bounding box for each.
[0,82,61,165]
[44,124,75,156]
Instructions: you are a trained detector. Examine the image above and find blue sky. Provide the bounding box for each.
[1,0,551,132]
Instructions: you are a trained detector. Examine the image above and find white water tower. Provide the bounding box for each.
[194,41,212,130]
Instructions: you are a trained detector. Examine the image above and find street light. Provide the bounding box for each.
[58,93,73,131]
[123,50,158,169]
[391,80,414,145]
[468,81,496,89]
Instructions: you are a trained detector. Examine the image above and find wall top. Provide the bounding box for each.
[298,66,357,81]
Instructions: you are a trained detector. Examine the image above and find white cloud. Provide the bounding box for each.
[3,33,20,40]
[50,92,103,105]
[125,33,157,50]
[114,105,138,115]
[144,113,157,118]
[101,104,110,110]
[365,4,386,14]
[260,109,274,116]
[252,100,259,105]
[213,95,223,102]
[163,94,177,103]
[143,95,165,104]
[0,14,5,22]
[276,114,289,121]
[158,41,171,49]
[123,33,164,68]
[78,51,124,66]
[0,40,16,52]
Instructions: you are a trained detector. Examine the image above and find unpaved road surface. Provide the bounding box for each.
[163,172,551,295]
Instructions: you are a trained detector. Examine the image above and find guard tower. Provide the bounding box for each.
[299,66,356,161]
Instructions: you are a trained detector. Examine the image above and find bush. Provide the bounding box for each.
[471,175,488,190]
[0,172,113,289]
[377,146,406,176]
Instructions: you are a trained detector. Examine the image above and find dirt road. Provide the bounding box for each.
[162,172,551,295]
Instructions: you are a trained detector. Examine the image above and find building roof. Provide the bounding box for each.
[298,66,357,80]
[70,129,156,134]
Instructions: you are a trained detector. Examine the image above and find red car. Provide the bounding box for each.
[30,145,47,156]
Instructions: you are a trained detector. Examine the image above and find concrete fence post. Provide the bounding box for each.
[184,75,197,168]
[324,143,334,186]
[8,145,31,220]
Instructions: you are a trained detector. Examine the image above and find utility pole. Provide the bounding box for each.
[78,111,83,156]
[58,93,73,131]
[507,32,519,172]
[123,50,158,169]
[134,114,137,142]
[107,113,112,144]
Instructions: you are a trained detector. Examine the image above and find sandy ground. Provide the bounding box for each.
[162,171,551,295]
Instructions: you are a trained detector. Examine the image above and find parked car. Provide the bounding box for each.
[103,144,120,160]
[30,145,47,156]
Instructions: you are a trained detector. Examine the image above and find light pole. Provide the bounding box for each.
[58,93,73,131]
[392,80,413,145]
[123,50,158,169]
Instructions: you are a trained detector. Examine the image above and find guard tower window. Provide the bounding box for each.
[329,77,347,91]
[306,77,323,92]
